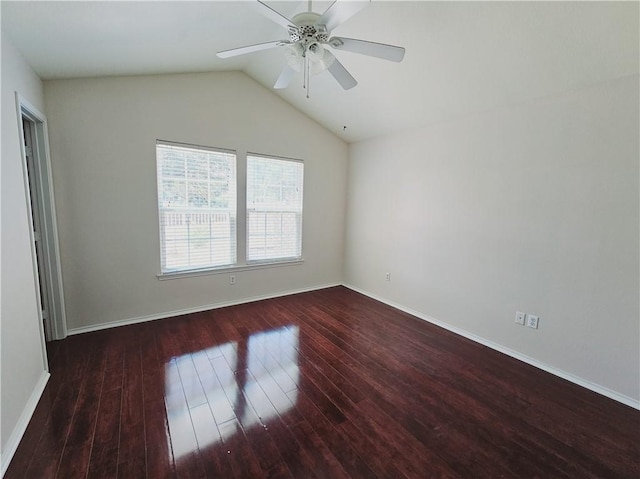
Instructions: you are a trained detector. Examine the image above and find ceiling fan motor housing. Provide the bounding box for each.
[290,12,329,44]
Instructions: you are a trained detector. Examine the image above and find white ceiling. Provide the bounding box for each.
[2,1,638,143]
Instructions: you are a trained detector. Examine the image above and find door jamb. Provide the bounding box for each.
[15,92,67,343]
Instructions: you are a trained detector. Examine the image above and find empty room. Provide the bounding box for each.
[1,1,638,477]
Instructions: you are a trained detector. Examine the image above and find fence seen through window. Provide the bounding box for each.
[156,142,237,272]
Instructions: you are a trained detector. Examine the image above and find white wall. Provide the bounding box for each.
[1,32,49,464]
[345,75,639,404]
[44,72,348,331]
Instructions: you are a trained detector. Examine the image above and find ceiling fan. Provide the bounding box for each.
[216,0,405,95]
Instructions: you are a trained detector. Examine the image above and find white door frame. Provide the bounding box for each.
[16,93,67,341]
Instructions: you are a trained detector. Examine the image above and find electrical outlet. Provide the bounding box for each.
[229,275,236,285]
[385,272,391,281]
[515,311,526,325]
[526,314,539,329]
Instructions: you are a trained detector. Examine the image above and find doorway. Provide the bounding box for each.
[17,94,67,341]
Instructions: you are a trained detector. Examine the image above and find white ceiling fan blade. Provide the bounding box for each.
[329,37,405,62]
[256,0,294,30]
[274,65,296,89]
[319,0,370,32]
[327,58,357,90]
[217,40,286,59]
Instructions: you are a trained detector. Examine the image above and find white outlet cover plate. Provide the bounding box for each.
[526,314,539,329]
[515,311,526,325]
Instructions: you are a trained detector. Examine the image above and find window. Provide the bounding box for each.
[156,141,236,273]
[156,144,303,277]
[247,155,304,262]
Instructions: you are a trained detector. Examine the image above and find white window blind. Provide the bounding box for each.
[156,141,236,273]
[247,155,303,262]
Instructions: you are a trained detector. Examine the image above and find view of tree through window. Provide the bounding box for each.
[156,142,236,272]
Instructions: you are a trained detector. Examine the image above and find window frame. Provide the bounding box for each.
[246,153,304,265]
[155,143,304,280]
[156,140,238,275]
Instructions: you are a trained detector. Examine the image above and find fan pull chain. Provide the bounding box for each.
[302,54,307,90]
[308,61,311,99]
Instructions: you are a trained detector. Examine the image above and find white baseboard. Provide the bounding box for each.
[64,281,640,410]
[67,283,342,336]
[343,283,640,410]
[1,371,50,477]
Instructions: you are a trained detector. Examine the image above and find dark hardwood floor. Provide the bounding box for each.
[5,286,639,478]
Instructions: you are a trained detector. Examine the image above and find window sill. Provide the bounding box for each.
[157,259,304,281]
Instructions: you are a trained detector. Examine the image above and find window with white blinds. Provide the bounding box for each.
[247,155,304,263]
[156,141,236,273]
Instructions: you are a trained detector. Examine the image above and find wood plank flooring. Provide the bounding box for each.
[5,286,639,478]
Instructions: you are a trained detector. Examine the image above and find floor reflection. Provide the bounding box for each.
[164,325,299,461]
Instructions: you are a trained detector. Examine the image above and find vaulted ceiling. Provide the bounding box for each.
[2,1,638,142]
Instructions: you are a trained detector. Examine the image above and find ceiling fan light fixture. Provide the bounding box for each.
[285,43,304,72]
[307,42,323,61]
[309,46,336,75]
